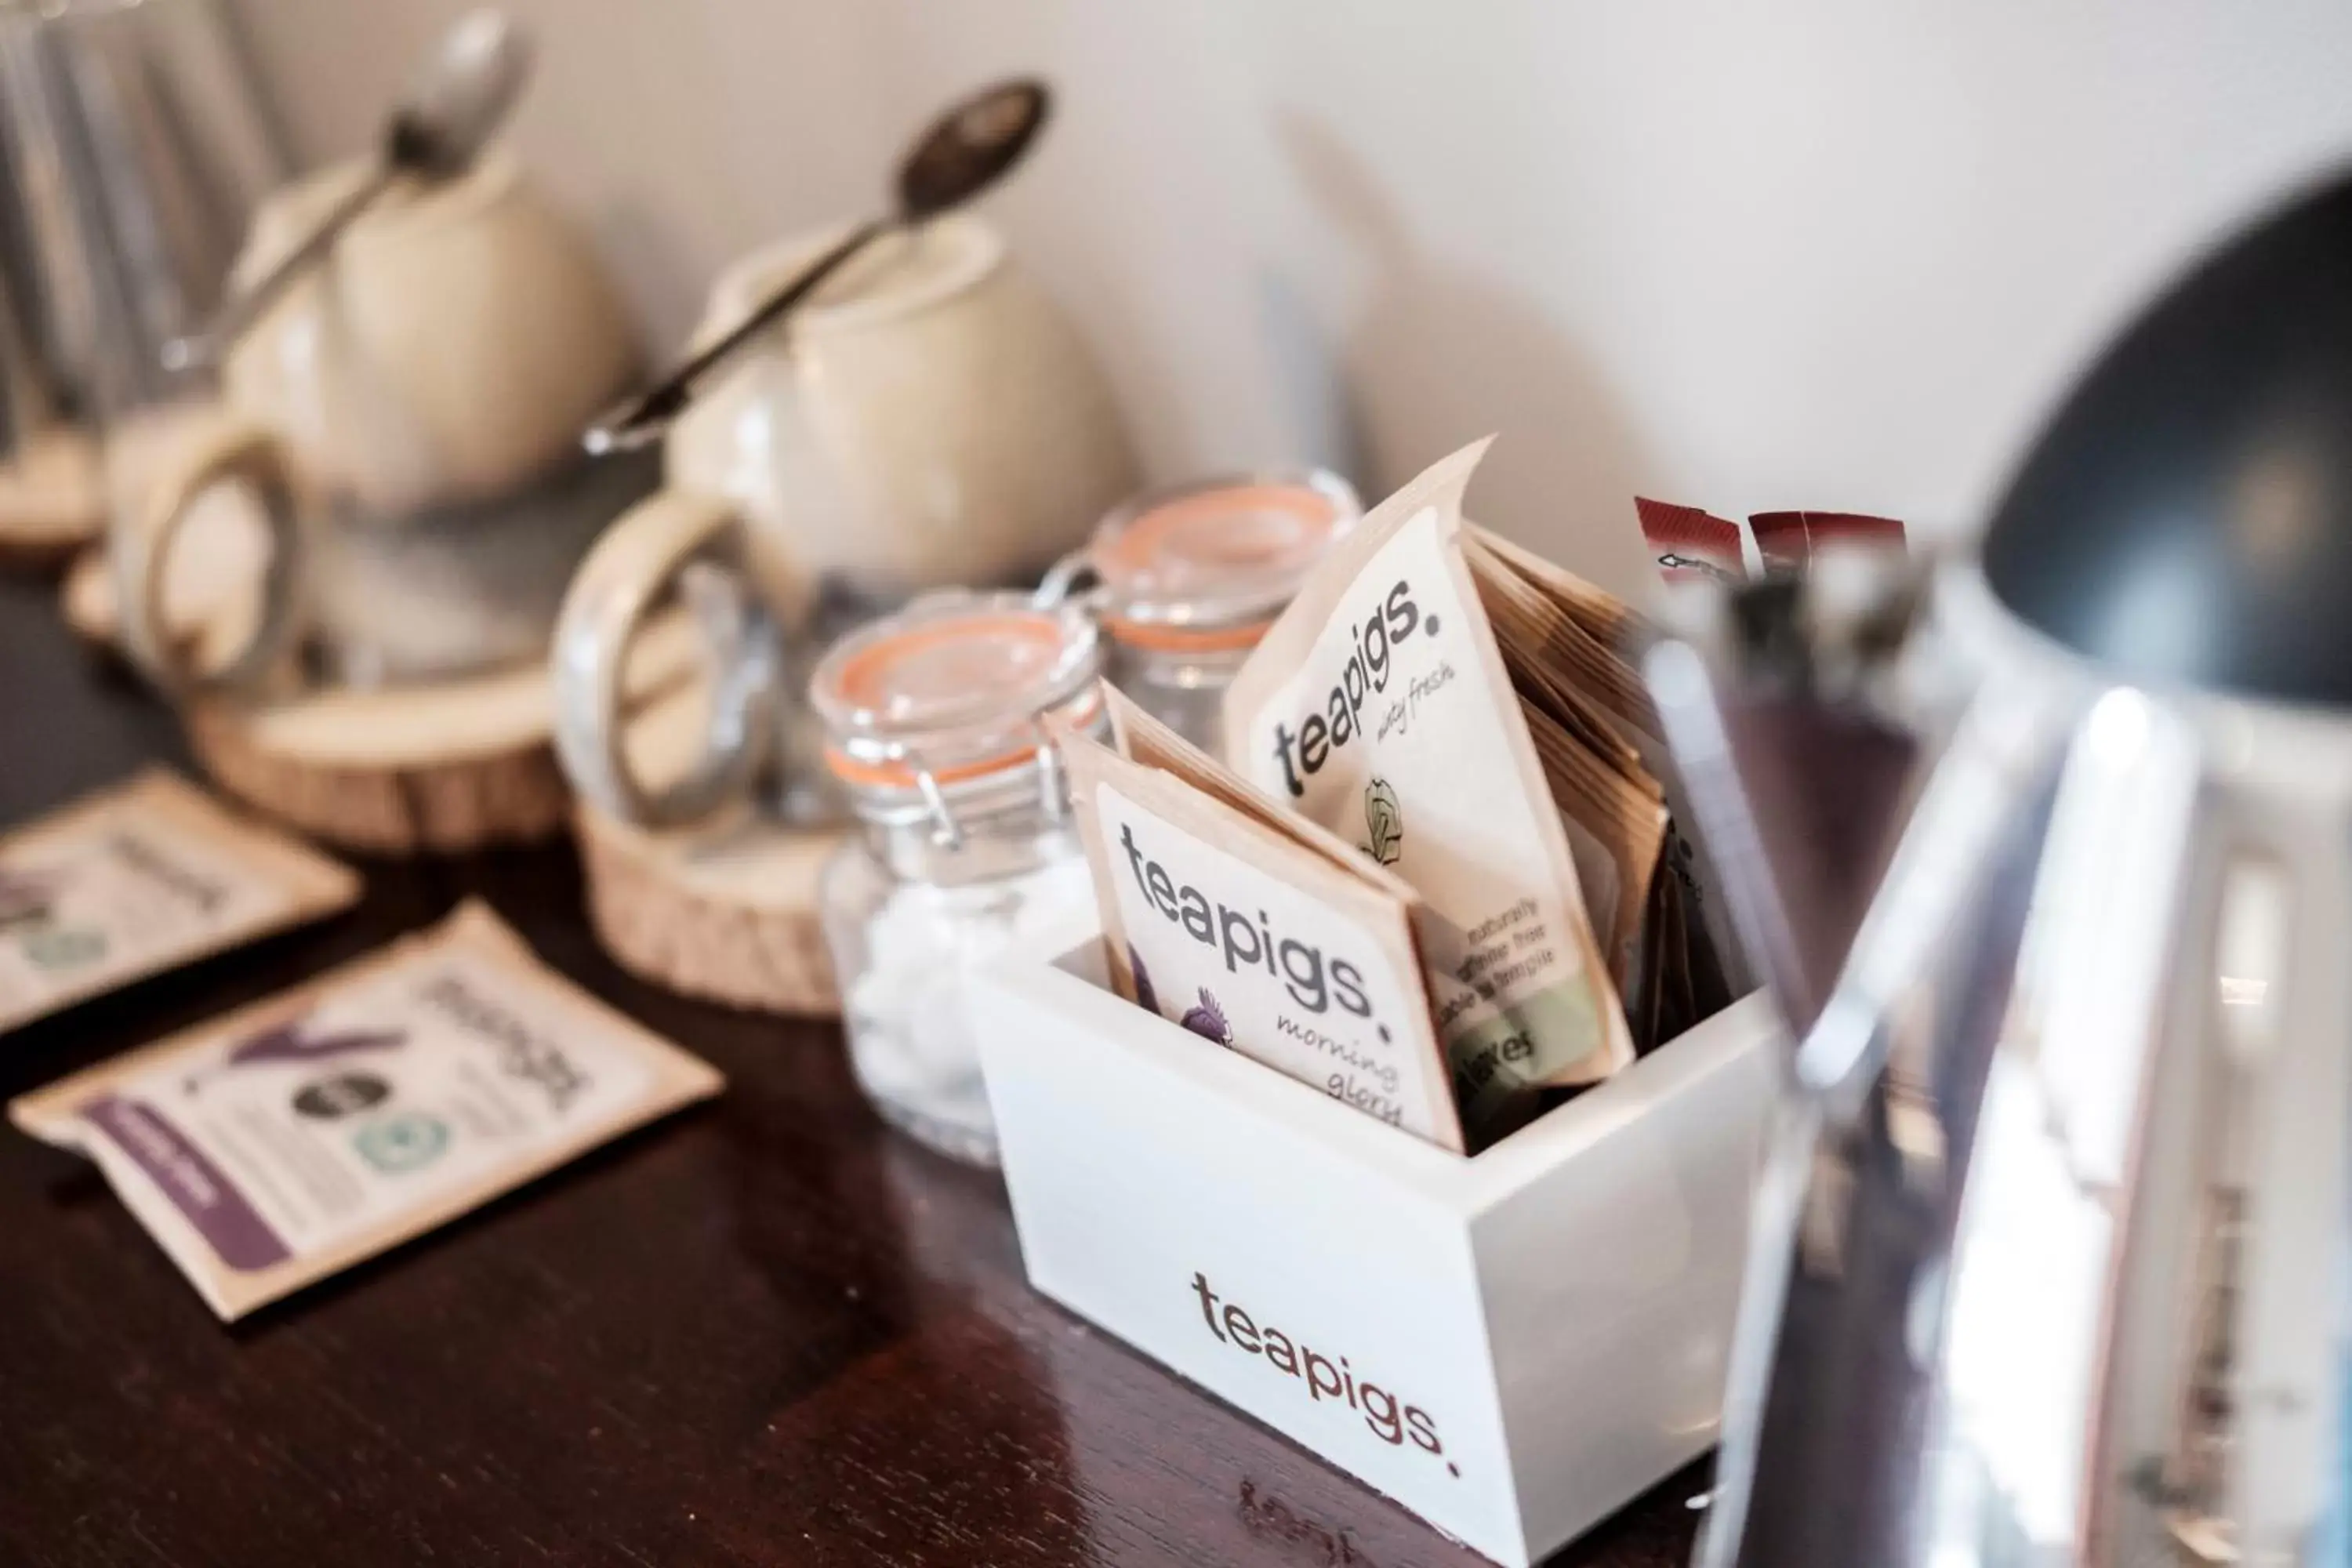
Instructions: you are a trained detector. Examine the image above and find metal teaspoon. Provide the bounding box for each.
[162,9,534,373]
[580,77,1051,456]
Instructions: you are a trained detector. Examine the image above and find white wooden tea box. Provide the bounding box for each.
[972,937,1777,1568]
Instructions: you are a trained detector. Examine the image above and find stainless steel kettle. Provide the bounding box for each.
[1650,169,2352,1566]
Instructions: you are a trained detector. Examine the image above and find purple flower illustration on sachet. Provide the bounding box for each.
[189,1014,410,1093]
[1127,944,1160,1016]
[1363,777,1403,866]
[1179,988,1232,1047]
[229,1020,410,1067]
[0,866,60,931]
[1127,947,1232,1049]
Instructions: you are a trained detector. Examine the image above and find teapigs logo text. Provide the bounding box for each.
[1190,1272,1453,1472]
[106,829,231,913]
[1119,823,1374,1019]
[1266,580,1426,798]
[417,970,590,1112]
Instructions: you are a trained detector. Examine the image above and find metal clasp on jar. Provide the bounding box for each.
[890,715,1073,852]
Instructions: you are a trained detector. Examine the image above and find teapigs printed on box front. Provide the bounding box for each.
[973,933,1781,1567]
[1182,1270,1450,1458]
[0,770,360,1035]
[10,902,723,1319]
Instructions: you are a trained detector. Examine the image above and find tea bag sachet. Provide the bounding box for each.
[1467,520,1641,654]
[1221,439,1635,1102]
[1635,497,1748,586]
[1065,688,1485,1152]
[1461,530,1668,982]
[1466,523,1659,744]
[1466,520,1744,1029]
[0,771,360,1036]
[1748,509,1907,576]
[10,902,724,1320]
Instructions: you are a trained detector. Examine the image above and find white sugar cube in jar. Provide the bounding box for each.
[811,590,1105,1164]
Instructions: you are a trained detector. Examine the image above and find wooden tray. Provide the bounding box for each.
[0,429,103,568]
[187,613,702,857]
[573,658,842,1016]
[577,800,842,1018]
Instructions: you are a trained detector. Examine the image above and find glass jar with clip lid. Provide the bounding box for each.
[811,589,1106,1164]
[1044,469,1360,752]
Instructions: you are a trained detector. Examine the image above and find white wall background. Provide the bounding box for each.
[227,0,2352,597]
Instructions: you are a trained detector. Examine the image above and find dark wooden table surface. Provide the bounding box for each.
[0,572,1706,1568]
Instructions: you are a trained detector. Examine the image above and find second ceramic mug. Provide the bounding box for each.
[553,216,1138,826]
[110,154,647,691]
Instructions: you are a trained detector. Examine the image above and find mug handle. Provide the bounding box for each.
[552,489,782,826]
[113,414,306,694]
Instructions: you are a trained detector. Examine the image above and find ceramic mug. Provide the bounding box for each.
[112,154,646,691]
[223,151,643,517]
[553,215,1138,826]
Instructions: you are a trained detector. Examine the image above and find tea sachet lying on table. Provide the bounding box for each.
[0,770,358,1035]
[12,902,722,1320]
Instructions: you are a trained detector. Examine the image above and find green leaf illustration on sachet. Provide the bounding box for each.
[1363,778,1403,866]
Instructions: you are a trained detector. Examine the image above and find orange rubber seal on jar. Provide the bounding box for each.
[1091,481,1345,651]
[1101,615,1276,655]
[1095,482,1341,577]
[822,684,1105,789]
[824,614,1066,710]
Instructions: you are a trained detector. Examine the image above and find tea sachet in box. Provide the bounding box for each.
[1065,688,1480,1152]
[1635,497,1747,586]
[0,770,359,1036]
[1221,440,1644,1125]
[1080,440,1741,1147]
[1459,519,1740,1043]
[11,902,723,1320]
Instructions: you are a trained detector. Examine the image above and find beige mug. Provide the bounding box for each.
[223,151,642,516]
[553,216,1138,826]
[112,153,646,692]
